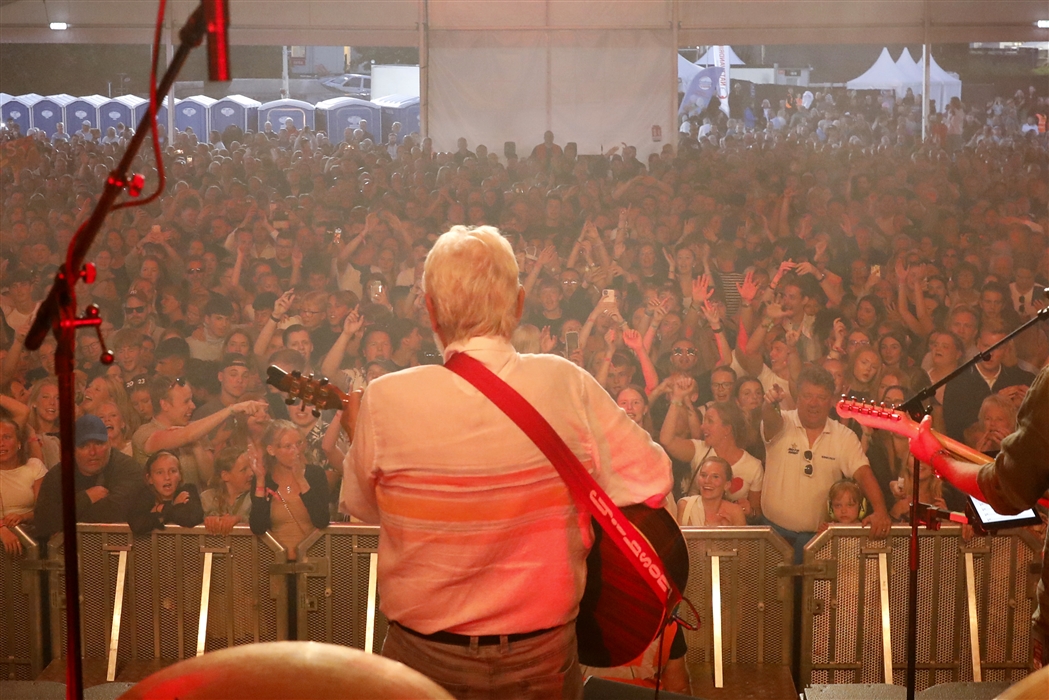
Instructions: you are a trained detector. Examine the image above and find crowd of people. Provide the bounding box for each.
[0,83,1046,583]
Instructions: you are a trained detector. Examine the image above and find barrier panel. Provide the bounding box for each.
[47,525,288,680]
[0,526,46,680]
[679,526,795,692]
[294,525,387,652]
[801,525,1039,691]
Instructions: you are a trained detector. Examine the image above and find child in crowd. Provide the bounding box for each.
[823,479,865,528]
[127,451,204,535]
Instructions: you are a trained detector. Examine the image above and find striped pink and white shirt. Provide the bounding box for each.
[340,336,671,636]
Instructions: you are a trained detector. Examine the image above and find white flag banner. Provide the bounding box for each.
[712,46,731,116]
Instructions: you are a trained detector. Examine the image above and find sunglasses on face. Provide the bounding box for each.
[187,268,204,274]
[124,305,147,314]
[672,347,698,357]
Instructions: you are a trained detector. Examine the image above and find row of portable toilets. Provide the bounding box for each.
[0,92,420,145]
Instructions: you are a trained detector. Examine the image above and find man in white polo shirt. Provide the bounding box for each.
[760,365,891,561]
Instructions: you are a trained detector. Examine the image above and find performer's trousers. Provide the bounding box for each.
[382,620,583,700]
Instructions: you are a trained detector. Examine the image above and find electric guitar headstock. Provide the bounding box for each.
[836,396,921,439]
[266,365,345,414]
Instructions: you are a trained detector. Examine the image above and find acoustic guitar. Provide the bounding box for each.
[267,365,691,668]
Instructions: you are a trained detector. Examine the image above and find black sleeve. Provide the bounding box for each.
[32,470,65,543]
[300,464,330,530]
[249,476,273,536]
[86,452,144,524]
[127,485,164,535]
[165,485,204,528]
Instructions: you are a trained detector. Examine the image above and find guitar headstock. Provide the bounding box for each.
[266,365,345,412]
[836,396,919,438]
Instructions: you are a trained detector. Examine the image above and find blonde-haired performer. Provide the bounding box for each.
[341,225,671,699]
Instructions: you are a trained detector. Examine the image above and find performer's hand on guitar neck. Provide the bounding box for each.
[908,415,988,502]
[338,389,364,443]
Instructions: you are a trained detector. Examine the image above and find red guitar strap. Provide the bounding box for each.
[445,351,681,608]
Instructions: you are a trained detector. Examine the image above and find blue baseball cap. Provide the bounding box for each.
[75,415,109,446]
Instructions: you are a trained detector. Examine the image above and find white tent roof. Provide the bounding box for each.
[695,46,745,66]
[846,47,919,94]
[894,47,962,109]
[677,54,701,92]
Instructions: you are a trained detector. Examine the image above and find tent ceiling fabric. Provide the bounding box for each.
[1,0,1046,44]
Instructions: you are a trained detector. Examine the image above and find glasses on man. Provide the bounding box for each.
[124,305,147,314]
[803,450,814,476]
[712,381,734,390]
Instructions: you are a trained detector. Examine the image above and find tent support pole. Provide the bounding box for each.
[922,0,930,141]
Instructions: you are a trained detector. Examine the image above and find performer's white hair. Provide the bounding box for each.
[424,225,521,346]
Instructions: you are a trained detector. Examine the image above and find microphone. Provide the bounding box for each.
[203,0,231,82]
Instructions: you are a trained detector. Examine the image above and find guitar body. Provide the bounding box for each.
[577,504,689,668]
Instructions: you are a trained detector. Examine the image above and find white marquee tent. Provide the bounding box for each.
[677,53,701,93]
[846,47,920,98]
[695,46,745,66]
[895,47,963,111]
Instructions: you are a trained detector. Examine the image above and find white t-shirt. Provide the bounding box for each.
[730,355,795,410]
[0,458,48,517]
[760,410,868,533]
[687,439,764,502]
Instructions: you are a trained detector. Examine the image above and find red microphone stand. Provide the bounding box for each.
[24,8,212,698]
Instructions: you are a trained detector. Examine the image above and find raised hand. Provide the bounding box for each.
[291,246,304,267]
[539,326,557,354]
[736,270,759,304]
[764,383,785,406]
[231,400,270,417]
[342,308,364,337]
[538,245,557,267]
[701,300,721,327]
[771,260,796,287]
[622,328,643,352]
[764,302,786,321]
[691,274,713,304]
[670,376,696,402]
[273,290,295,317]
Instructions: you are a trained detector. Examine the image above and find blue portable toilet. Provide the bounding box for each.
[174,95,217,140]
[371,94,420,143]
[66,95,108,130]
[32,94,76,138]
[2,93,43,135]
[316,96,382,144]
[259,99,315,132]
[100,95,149,134]
[211,95,260,136]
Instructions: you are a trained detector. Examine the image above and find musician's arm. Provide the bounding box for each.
[980,368,1049,513]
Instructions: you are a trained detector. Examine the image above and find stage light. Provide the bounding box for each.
[1037,20,1049,29]
[49,22,69,30]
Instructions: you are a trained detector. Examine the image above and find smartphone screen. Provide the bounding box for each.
[565,331,579,355]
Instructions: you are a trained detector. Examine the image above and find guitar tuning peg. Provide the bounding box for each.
[291,370,302,379]
[318,377,329,387]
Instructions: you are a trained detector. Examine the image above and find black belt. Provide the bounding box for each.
[394,621,556,647]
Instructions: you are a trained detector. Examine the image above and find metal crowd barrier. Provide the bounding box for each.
[801,525,1040,691]
[2,521,1039,691]
[46,525,288,681]
[0,526,46,681]
[679,526,796,688]
[294,524,387,652]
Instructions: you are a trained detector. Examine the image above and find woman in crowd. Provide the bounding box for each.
[733,375,766,461]
[843,346,882,399]
[95,400,134,457]
[249,420,329,560]
[0,409,47,555]
[661,378,763,519]
[25,378,60,468]
[126,375,154,425]
[968,394,1018,454]
[201,446,254,535]
[616,385,655,438]
[676,456,747,527]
